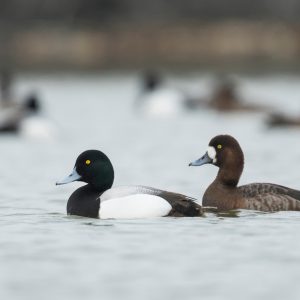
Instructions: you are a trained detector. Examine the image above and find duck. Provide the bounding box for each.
[136,71,188,117]
[0,69,54,136]
[0,93,56,139]
[0,92,40,133]
[266,113,300,127]
[189,134,300,212]
[56,150,203,219]
[19,93,57,140]
[207,79,269,113]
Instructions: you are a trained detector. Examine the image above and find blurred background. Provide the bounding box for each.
[0,0,300,70]
[1,2,300,300]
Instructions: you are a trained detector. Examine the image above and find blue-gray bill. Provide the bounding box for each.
[56,168,81,185]
[189,152,212,166]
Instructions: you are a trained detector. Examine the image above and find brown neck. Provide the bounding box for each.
[216,151,244,187]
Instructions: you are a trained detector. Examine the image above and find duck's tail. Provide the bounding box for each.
[159,191,203,217]
[169,200,203,217]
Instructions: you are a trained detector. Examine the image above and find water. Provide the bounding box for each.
[1,72,300,300]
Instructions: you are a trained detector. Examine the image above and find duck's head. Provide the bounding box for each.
[24,93,40,113]
[56,150,114,192]
[143,71,161,91]
[189,135,244,186]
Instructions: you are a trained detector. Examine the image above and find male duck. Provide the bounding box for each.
[57,150,203,218]
[0,93,56,139]
[137,71,188,117]
[189,135,300,212]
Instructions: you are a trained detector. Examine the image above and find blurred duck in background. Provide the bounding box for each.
[0,71,56,139]
[18,93,57,140]
[266,112,300,127]
[144,74,272,114]
[0,93,32,133]
[207,78,270,113]
[136,71,190,117]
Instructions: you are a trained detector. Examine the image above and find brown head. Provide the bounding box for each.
[189,135,244,186]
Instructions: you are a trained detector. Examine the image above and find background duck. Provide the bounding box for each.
[0,70,38,134]
[207,78,270,113]
[0,97,30,133]
[266,112,300,127]
[136,71,191,117]
[19,93,57,140]
[189,134,300,212]
[0,93,38,132]
[0,92,57,139]
[57,150,203,219]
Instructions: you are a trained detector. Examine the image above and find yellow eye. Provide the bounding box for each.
[85,160,91,165]
[217,144,222,149]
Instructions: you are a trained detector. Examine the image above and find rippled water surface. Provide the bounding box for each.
[1,72,300,300]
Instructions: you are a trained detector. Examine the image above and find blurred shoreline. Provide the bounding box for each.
[1,21,300,71]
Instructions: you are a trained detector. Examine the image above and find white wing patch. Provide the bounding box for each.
[99,194,172,219]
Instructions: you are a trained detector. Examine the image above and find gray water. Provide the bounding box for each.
[1,73,300,300]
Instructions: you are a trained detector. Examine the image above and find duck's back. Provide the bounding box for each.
[239,183,300,211]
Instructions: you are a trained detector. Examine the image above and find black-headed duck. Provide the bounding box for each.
[137,71,190,117]
[57,150,203,219]
[189,135,300,212]
[0,93,41,133]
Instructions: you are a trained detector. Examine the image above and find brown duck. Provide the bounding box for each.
[208,80,269,113]
[267,113,300,128]
[189,135,300,212]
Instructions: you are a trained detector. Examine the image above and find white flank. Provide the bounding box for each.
[142,88,184,117]
[207,146,217,163]
[99,194,172,219]
[20,116,57,140]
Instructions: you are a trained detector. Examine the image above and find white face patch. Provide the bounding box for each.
[207,146,217,163]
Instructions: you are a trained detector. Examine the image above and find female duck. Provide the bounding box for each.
[57,150,202,218]
[189,135,300,212]
[267,112,300,128]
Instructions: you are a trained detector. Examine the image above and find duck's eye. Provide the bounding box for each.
[85,160,91,165]
[217,144,222,150]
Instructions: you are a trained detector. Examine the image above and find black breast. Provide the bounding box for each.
[67,185,101,218]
